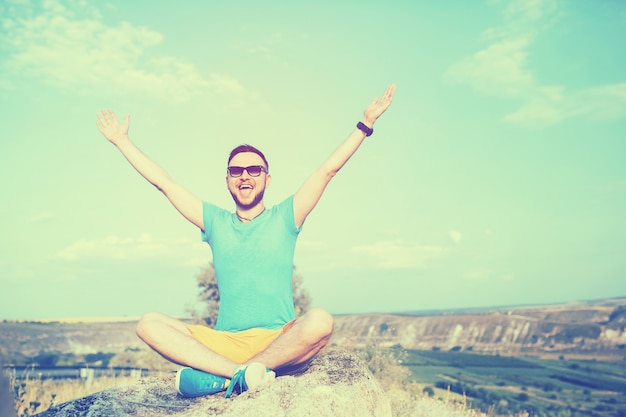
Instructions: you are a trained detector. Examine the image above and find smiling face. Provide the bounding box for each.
[226,151,271,210]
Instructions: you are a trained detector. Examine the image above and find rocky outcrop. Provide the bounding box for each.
[34,349,392,417]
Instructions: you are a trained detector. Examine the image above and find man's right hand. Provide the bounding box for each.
[94,109,204,231]
[96,109,130,146]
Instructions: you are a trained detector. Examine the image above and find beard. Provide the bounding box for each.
[230,187,266,210]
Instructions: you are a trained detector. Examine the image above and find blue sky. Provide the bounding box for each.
[1,0,625,320]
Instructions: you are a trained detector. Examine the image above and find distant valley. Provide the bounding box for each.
[2,297,626,364]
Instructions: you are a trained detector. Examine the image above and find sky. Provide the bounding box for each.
[1,0,625,321]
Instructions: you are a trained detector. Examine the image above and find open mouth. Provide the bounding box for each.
[238,183,254,196]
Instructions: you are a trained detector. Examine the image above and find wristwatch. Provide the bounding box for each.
[356,121,373,137]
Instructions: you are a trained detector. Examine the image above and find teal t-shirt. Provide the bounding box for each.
[201,195,302,332]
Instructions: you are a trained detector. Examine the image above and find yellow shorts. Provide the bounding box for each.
[185,321,295,364]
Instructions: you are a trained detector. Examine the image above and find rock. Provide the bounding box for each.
[34,349,392,417]
[1,357,17,417]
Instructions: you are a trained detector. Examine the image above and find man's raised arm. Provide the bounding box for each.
[96,110,204,230]
[293,84,396,228]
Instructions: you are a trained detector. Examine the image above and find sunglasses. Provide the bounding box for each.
[227,165,268,177]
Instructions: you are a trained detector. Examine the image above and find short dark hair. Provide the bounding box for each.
[228,144,269,169]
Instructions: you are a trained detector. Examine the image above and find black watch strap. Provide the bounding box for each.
[356,121,373,137]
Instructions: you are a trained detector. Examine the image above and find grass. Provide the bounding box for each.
[386,384,487,417]
[402,349,626,417]
[5,346,177,416]
[8,369,141,417]
[344,343,489,417]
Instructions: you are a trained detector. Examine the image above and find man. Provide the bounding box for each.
[95,83,396,398]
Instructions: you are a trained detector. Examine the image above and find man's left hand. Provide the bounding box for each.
[362,83,396,126]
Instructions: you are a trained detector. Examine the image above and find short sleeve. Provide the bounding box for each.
[200,201,221,243]
[280,195,303,235]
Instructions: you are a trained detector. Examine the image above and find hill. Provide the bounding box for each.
[332,297,626,357]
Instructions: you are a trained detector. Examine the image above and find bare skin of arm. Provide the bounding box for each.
[96,110,204,230]
[293,84,396,228]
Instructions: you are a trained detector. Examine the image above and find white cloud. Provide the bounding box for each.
[240,32,284,56]
[503,0,559,26]
[577,83,626,120]
[590,179,626,194]
[28,211,56,224]
[464,267,515,282]
[502,87,566,125]
[448,230,462,244]
[500,273,515,282]
[445,0,626,126]
[447,36,536,99]
[503,83,626,125]
[0,0,244,102]
[56,233,209,265]
[351,240,445,269]
[464,267,492,280]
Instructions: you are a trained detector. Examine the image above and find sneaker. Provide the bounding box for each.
[224,362,275,398]
[176,367,228,397]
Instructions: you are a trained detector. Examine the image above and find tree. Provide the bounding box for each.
[291,266,311,317]
[188,263,311,326]
[188,263,220,326]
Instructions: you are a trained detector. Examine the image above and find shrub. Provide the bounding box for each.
[188,264,311,325]
[33,353,59,368]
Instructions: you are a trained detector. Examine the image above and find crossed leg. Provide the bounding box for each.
[135,307,334,378]
[248,308,334,374]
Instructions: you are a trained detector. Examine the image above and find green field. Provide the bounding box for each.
[402,349,626,417]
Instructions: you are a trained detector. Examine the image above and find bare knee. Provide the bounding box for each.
[136,311,167,341]
[302,308,334,341]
